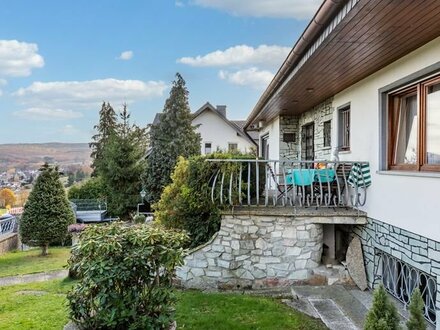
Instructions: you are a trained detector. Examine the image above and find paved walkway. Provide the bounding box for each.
[0,269,68,286]
[285,285,427,330]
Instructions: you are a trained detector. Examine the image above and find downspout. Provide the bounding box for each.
[243,0,346,131]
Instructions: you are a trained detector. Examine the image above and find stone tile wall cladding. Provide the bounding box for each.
[280,98,334,160]
[176,214,323,290]
[351,218,440,325]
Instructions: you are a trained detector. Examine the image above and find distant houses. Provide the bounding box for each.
[149,102,258,155]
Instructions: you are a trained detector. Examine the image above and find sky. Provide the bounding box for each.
[0,0,321,143]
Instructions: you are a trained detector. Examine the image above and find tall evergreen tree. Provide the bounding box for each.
[143,73,201,204]
[89,102,117,176]
[100,104,147,219]
[20,164,75,255]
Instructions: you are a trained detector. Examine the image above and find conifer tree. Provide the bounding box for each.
[365,284,400,330]
[406,289,426,330]
[20,164,75,255]
[143,73,201,203]
[100,104,147,219]
[90,102,117,176]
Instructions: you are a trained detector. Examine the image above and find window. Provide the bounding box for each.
[204,142,212,154]
[338,106,350,151]
[261,135,269,159]
[228,143,238,152]
[388,75,440,171]
[380,251,436,325]
[323,120,331,148]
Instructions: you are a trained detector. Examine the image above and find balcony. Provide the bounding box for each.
[208,159,370,218]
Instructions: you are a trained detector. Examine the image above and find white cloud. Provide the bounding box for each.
[219,67,274,89]
[117,50,133,60]
[175,1,184,7]
[13,108,83,121]
[14,78,167,109]
[178,44,289,68]
[59,124,80,135]
[0,79,6,96]
[190,0,321,19]
[0,40,44,77]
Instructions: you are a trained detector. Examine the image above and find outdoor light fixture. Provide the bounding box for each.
[140,189,146,200]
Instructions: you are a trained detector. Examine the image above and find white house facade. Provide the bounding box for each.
[245,1,440,327]
[192,103,257,155]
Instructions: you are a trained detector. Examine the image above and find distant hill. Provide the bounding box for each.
[0,143,91,172]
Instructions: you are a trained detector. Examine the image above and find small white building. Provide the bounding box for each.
[192,102,257,155]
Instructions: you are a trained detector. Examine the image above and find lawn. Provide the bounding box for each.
[0,279,326,330]
[0,247,71,277]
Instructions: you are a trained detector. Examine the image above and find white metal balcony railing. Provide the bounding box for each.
[0,214,17,236]
[208,159,371,209]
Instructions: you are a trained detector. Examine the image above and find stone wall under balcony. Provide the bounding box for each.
[175,208,366,290]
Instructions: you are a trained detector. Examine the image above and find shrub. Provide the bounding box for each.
[67,176,105,200]
[365,284,400,330]
[155,152,257,248]
[133,214,146,224]
[20,164,75,255]
[406,288,426,330]
[67,222,188,329]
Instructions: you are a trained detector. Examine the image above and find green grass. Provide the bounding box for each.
[0,247,71,277]
[0,279,73,330]
[0,280,326,330]
[0,208,6,215]
[176,290,326,330]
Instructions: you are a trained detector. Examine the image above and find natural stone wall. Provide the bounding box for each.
[279,98,334,161]
[351,218,440,326]
[280,115,300,159]
[0,233,19,255]
[176,214,323,290]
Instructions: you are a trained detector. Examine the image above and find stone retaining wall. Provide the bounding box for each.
[0,233,19,255]
[176,214,323,290]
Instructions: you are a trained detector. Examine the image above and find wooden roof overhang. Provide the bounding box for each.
[245,0,440,128]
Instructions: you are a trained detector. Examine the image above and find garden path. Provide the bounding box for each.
[0,269,68,286]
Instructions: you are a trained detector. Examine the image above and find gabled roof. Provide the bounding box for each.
[193,102,256,146]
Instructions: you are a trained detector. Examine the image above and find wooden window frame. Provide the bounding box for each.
[387,75,440,172]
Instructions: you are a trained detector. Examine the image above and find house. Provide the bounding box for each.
[150,102,257,155]
[177,0,440,327]
[192,102,257,154]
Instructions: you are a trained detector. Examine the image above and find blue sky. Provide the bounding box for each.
[0,0,320,143]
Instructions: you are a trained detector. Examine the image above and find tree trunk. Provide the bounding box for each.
[41,243,49,256]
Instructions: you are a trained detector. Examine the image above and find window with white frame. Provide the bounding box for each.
[338,105,350,151]
[204,142,212,154]
[323,120,331,148]
[228,143,238,152]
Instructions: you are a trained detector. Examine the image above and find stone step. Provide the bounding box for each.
[309,298,359,330]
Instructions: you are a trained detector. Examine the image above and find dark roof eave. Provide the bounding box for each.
[244,0,346,130]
